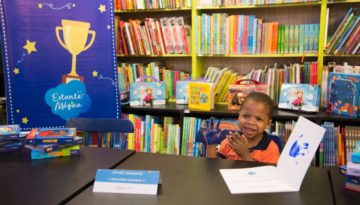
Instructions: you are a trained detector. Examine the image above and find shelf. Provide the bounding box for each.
[121,102,360,123]
[122,103,186,116]
[196,2,321,10]
[324,54,360,57]
[114,8,191,13]
[117,54,191,58]
[197,53,318,58]
[327,0,360,4]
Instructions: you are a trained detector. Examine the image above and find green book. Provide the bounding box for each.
[277,24,282,54]
[293,25,300,54]
[299,24,305,54]
[284,25,289,54]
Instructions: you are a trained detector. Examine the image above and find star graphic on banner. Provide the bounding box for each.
[23,40,37,54]
[107,25,111,30]
[38,4,43,9]
[92,70,98,77]
[98,4,106,13]
[22,117,29,124]
[16,109,20,113]
[13,68,20,75]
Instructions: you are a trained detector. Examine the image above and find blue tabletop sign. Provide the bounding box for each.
[93,169,160,195]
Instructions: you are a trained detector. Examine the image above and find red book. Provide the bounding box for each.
[242,15,248,54]
[119,21,129,55]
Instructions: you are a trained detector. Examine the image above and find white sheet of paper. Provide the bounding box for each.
[220,116,326,194]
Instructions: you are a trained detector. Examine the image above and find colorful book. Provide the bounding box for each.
[278,83,320,112]
[0,124,20,142]
[25,128,77,145]
[30,145,80,160]
[25,136,83,153]
[188,82,214,111]
[0,141,23,153]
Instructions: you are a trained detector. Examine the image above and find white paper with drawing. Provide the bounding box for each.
[220,116,326,194]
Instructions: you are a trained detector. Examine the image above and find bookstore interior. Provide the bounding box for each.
[0,0,360,204]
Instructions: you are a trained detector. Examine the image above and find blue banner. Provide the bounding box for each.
[0,0,120,130]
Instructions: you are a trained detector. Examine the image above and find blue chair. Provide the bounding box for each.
[65,118,134,133]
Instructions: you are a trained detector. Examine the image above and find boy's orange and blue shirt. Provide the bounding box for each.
[217,132,280,164]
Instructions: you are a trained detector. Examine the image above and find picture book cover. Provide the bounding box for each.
[30,145,80,160]
[227,81,267,111]
[0,124,20,142]
[327,72,360,118]
[130,82,166,106]
[176,80,189,104]
[188,82,214,111]
[25,128,77,145]
[278,83,320,112]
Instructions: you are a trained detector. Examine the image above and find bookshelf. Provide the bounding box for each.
[116,1,360,164]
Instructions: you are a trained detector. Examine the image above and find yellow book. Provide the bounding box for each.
[188,82,214,111]
[127,114,135,150]
[229,15,234,54]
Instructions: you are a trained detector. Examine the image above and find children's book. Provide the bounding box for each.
[30,145,80,160]
[25,128,77,145]
[176,80,189,104]
[0,124,20,142]
[188,82,214,111]
[129,80,166,106]
[327,72,360,118]
[278,83,320,112]
[220,116,325,194]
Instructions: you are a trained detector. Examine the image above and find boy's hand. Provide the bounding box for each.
[227,132,253,161]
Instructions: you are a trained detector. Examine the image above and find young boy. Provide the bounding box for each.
[206,92,280,164]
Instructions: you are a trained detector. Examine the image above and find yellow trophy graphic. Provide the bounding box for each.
[56,19,96,83]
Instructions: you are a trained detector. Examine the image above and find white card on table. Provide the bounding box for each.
[93,169,160,195]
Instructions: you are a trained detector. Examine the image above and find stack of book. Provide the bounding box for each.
[325,7,360,55]
[25,128,83,160]
[340,142,360,192]
[0,124,23,153]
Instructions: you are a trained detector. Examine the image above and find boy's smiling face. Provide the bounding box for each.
[238,99,271,141]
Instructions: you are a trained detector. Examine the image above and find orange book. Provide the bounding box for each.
[271,22,279,54]
[155,20,166,55]
[266,22,274,54]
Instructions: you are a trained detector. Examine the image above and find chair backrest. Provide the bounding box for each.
[268,134,283,153]
[65,118,134,133]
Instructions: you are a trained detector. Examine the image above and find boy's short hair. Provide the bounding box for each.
[240,92,274,118]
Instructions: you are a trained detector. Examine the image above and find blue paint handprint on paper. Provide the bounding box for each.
[289,134,309,164]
